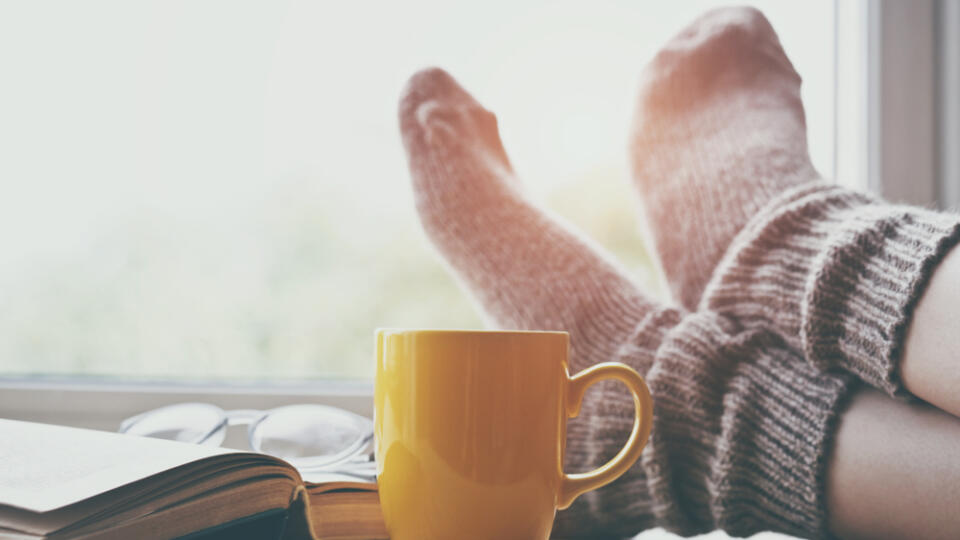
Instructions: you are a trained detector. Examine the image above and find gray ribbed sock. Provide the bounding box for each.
[703,183,960,397]
[630,7,819,311]
[553,308,852,540]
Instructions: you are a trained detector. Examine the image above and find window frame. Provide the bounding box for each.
[838,0,957,209]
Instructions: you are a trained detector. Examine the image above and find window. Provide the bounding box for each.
[0,1,836,384]
[1,4,841,539]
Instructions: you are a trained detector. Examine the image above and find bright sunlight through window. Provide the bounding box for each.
[0,0,835,380]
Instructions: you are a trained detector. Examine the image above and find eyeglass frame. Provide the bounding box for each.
[119,402,375,477]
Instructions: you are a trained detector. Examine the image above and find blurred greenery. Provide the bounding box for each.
[0,168,659,381]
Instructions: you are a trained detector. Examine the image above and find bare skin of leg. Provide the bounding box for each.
[901,244,960,419]
[828,387,960,539]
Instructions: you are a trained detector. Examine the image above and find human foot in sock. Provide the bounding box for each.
[630,6,821,311]
[398,66,854,540]
[632,7,960,400]
[399,67,657,368]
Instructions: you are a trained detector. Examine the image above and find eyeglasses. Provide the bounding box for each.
[119,403,375,480]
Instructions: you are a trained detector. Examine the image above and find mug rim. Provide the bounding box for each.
[376,328,568,338]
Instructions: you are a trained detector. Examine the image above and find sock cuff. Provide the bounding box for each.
[558,311,853,539]
[703,182,960,396]
[802,200,960,395]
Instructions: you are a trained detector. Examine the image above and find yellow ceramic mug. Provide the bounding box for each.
[374,329,653,540]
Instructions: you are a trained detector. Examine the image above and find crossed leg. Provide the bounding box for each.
[396,6,960,539]
[629,7,960,539]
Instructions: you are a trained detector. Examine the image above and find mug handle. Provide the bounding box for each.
[558,362,653,509]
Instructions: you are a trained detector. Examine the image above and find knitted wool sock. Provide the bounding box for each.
[633,7,960,398]
[399,67,853,539]
[399,67,656,367]
[703,183,960,397]
[630,7,820,311]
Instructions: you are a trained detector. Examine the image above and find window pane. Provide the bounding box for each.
[0,0,834,380]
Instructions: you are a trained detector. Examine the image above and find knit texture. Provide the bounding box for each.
[631,7,960,398]
[555,308,852,539]
[399,66,656,368]
[398,66,853,538]
[703,183,960,397]
[630,6,819,311]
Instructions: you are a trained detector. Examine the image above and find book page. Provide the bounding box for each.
[0,419,237,512]
[304,472,376,494]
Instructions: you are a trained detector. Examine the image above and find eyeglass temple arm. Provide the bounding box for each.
[224,409,268,426]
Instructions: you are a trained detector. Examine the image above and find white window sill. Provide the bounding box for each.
[0,378,374,433]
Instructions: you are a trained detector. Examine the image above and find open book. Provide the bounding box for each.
[0,419,386,539]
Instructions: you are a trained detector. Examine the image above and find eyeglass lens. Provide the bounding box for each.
[119,403,227,446]
[250,405,372,469]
